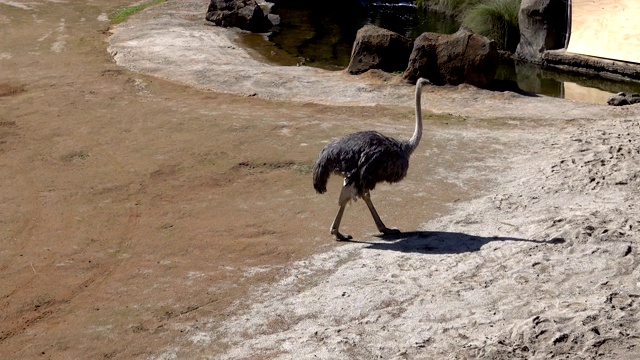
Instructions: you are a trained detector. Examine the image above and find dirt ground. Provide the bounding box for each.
[1,1,639,359]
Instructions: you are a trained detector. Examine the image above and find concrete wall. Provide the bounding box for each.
[566,0,640,64]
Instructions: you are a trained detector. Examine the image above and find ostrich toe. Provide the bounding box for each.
[332,229,352,241]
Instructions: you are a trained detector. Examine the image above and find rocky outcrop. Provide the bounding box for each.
[205,0,277,33]
[515,0,568,63]
[346,25,413,75]
[403,28,499,88]
[608,92,640,106]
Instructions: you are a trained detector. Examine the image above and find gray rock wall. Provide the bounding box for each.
[515,0,568,63]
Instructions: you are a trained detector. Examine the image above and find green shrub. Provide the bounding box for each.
[461,0,521,51]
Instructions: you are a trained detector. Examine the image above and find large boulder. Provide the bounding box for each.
[515,0,568,63]
[403,28,499,88]
[205,0,276,33]
[346,25,413,75]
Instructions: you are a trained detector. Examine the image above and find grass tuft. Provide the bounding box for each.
[293,163,315,175]
[61,151,90,162]
[461,0,521,51]
[416,0,480,16]
[110,0,167,24]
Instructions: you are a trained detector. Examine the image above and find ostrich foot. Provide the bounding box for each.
[331,229,352,241]
[380,227,400,235]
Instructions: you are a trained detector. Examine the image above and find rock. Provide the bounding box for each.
[205,0,276,33]
[403,28,499,88]
[607,92,640,106]
[346,25,413,75]
[515,0,569,63]
[543,49,640,82]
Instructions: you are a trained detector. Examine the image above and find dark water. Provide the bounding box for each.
[497,59,640,104]
[240,1,640,103]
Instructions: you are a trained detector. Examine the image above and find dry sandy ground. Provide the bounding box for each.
[2,0,640,359]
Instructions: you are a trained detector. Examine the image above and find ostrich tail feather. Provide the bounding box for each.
[313,153,330,194]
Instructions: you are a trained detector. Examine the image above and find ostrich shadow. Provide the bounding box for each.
[344,231,565,254]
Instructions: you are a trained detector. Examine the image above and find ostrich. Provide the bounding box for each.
[313,78,431,241]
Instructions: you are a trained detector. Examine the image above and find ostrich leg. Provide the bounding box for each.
[330,183,355,241]
[362,191,400,235]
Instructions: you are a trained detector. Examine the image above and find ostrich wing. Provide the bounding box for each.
[356,139,410,194]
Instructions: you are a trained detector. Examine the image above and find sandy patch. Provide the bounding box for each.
[0,0,32,10]
[211,118,640,359]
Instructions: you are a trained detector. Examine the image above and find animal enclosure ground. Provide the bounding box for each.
[1,0,639,359]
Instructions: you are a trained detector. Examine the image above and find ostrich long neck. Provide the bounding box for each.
[407,82,424,154]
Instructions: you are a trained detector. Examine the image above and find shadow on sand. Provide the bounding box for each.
[344,231,565,254]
